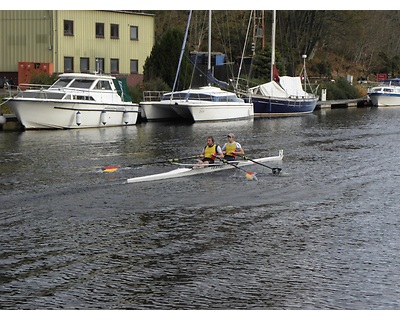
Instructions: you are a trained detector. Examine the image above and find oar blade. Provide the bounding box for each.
[245,171,257,180]
[102,165,120,173]
[272,168,282,175]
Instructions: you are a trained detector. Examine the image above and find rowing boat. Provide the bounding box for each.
[126,150,283,183]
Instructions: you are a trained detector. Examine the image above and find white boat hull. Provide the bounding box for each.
[7,99,139,129]
[172,102,254,121]
[139,101,180,121]
[140,86,254,122]
[368,93,400,107]
[4,73,139,129]
[127,150,283,183]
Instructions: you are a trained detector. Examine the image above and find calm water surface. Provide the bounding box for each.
[1,107,400,309]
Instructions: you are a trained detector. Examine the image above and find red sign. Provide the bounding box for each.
[377,73,387,81]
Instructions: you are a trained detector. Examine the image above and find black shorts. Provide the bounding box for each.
[224,155,236,161]
[202,157,214,164]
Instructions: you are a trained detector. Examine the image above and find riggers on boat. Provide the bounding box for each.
[126,150,283,183]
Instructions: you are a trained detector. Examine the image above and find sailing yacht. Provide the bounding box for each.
[246,11,318,117]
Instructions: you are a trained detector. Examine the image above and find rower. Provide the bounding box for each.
[221,133,244,161]
[197,136,224,165]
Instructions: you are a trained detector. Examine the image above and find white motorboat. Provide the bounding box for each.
[3,73,139,129]
[141,87,254,122]
[126,150,283,183]
[140,10,253,122]
[368,78,400,106]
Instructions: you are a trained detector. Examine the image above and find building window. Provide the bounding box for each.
[64,57,74,72]
[64,20,74,36]
[130,26,138,40]
[130,59,138,74]
[80,57,90,72]
[110,59,119,74]
[110,24,119,39]
[95,58,104,73]
[96,22,105,38]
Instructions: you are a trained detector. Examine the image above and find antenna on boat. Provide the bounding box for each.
[95,59,99,75]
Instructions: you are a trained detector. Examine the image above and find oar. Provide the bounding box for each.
[237,154,282,175]
[102,155,199,173]
[215,156,257,180]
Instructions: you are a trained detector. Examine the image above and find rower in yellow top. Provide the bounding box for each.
[222,133,244,161]
[197,136,224,166]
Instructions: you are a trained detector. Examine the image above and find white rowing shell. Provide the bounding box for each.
[126,150,283,183]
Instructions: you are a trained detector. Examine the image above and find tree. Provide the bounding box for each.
[143,28,193,91]
[251,46,285,81]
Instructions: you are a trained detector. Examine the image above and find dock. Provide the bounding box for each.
[316,97,371,109]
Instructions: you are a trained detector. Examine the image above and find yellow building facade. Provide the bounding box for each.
[0,10,154,86]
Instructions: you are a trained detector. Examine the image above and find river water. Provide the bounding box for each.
[1,107,400,310]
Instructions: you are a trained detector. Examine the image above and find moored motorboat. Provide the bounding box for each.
[127,150,283,183]
[140,86,254,122]
[3,73,139,129]
[140,10,253,123]
[368,78,400,106]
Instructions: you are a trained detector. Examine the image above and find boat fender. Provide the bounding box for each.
[0,114,6,125]
[101,110,107,125]
[76,111,82,126]
[123,110,129,125]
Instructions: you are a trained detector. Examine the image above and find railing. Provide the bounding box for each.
[142,91,167,102]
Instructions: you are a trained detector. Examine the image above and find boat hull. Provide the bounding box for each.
[368,93,400,107]
[139,101,180,121]
[127,150,283,183]
[172,102,254,122]
[251,95,317,117]
[7,99,139,129]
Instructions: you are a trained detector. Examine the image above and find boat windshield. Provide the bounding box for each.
[69,79,94,89]
[51,78,73,89]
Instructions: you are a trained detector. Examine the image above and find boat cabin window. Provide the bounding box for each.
[74,95,95,100]
[188,93,213,101]
[214,95,241,102]
[94,80,112,90]
[69,79,94,89]
[383,88,393,92]
[51,78,72,88]
[162,93,187,100]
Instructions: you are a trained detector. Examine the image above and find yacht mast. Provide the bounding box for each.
[172,10,192,93]
[208,10,212,85]
[270,10,276,82]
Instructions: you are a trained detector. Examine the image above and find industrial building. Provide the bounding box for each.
[0,10,154,87]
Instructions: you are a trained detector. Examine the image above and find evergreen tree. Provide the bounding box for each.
[143,28,193,90]
[251,46,285,81]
